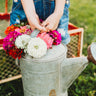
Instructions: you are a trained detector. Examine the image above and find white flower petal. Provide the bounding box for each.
[27,37,47,58]
[15,34,31,49]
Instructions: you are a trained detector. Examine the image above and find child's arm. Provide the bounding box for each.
[41,0,65,31]
[21,0,46,31]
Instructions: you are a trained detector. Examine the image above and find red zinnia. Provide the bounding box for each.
[7,45,23,59]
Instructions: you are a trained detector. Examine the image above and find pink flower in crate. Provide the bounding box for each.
[37,32,53,49]
[3,31,21,51]
[48,30,62,45]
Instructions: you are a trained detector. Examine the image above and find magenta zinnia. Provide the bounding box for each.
[3,31,22,51]
[48,30,62,45]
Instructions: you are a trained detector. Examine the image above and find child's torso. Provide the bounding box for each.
[10,0,70,24]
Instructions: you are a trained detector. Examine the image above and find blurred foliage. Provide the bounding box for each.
[0,0,96,96]
[69,0,96,55]
[0,0,12,13]
[68,0,96,96]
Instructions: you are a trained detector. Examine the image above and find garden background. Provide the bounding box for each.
[0,0,96,96]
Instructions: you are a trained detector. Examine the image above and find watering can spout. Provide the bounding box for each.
[61,57,88,92]
[61,42,96,93]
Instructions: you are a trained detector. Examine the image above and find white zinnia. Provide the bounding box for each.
[27,37,47,58]
[15,34,31,49]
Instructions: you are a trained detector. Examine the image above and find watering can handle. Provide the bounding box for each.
[87,42,96,65]
[15,58,20,66]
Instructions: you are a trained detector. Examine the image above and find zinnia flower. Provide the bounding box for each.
[48,30,62,45]
[5,24,18,35]
[15,34,31,49]
[37,32,53,49]
[3,31,22,51]
[27,37,47,58]
[24,29,32,35]
[15,25,32,35]
[15,26,26,33]
[8,45,23,59]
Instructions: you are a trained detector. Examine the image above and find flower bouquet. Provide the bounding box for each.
[3,22,62,59]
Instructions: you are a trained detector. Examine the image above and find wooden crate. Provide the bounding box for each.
[67,23,84,57]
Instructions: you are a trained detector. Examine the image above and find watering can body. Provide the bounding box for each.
[20,44,89,96]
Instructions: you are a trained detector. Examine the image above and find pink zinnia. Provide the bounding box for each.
[15,26,32,35]
[37,32,53,49]
[15,26,27,33]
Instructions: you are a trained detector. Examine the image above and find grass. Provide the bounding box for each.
[0,79,24,96]
[68,0,96,96]
[0,0,96,96]
[69,0,96,55]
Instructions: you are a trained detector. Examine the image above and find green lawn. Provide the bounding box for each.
[0,0,96,96]
[69,0,96,96]
[69,0,96,55]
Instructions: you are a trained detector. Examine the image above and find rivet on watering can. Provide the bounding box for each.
[49,89,56,96]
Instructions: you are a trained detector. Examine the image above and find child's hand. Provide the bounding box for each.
[29,14,46,31]
[41,12,63,32]
[21,0,46,32]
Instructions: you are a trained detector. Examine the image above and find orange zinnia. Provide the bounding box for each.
[5,25,18,35]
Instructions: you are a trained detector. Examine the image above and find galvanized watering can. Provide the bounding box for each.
[19,42,96,96]
[19,30,96,96]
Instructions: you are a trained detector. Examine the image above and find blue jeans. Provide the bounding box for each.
[10,0,70,44]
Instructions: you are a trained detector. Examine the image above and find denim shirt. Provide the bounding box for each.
[10,0,70,44]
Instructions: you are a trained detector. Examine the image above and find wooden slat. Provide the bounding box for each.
[5,0,8,13]
[80,28,84,56]
[68,22,78,30]
[0,13,10,20]
[0,75,22,84]
[68,28,84,35]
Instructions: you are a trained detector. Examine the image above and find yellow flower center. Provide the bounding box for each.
[9,38,13,41]
[34,45,39,49]
[54,32,57,35]
[20,29,26,33]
